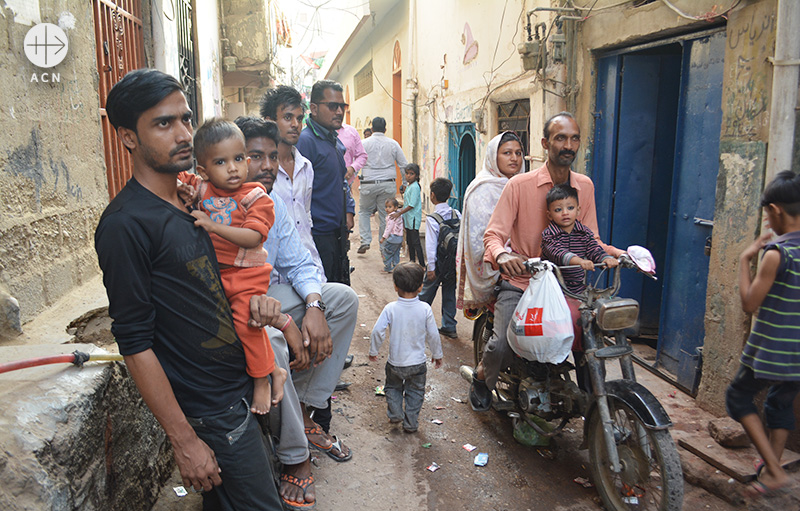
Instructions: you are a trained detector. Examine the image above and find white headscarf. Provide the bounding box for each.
[456,132,522,310]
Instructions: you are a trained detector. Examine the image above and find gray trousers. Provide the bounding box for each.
[385,362,427,431]
[482,280,524,391]
[266,282,358,465]
[359,181,396,245]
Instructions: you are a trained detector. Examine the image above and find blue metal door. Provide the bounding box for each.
[658,33,725,391]
[593,30,724,393]
[448,123,476,210]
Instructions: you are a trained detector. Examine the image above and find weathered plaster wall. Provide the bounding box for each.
[328,0,408,143]
[0,2,109,330]
[697,0,777,415]
[196,0,224,119]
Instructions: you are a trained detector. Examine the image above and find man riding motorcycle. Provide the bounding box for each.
[470,111,624,411]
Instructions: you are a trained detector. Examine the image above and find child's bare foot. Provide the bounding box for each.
[271,367,287,406]
[251,377,271,415]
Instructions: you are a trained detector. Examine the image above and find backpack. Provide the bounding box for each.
[428,211,460,282]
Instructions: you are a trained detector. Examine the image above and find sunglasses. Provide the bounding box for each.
[315,101,349,112]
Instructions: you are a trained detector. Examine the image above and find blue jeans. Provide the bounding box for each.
[385,362,427,431]
[187,398,282,511]
[381,234,403,271]
[419,272,457,331]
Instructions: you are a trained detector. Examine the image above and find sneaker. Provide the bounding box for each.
[438,327,458,339]
[357,244,370,254]
[334,381,352,391]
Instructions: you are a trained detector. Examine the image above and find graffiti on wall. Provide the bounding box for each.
[722,9,775,139]
[5,128,83,207]
[462,23,478,65]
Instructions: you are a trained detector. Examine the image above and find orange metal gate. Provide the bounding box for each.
[93,0,145,199]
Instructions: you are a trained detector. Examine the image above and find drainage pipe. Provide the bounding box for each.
[0,350,123,375]
[765,0,800,180]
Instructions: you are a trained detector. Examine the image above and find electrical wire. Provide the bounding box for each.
[660,0,741,21]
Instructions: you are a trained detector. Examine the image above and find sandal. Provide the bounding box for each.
[324,435,353,462]
[304,425,332,453]
[279,473,315,510]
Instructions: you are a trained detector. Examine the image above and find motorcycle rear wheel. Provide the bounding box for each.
[588,398,683,511]
[472,311,493,366]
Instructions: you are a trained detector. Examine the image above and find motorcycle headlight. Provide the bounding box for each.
[596,299,639,331]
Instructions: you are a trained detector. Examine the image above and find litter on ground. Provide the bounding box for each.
[431,419,443,425]
[474,453,489,466]
[173,487,187,497]
[463,443,477,452]
[375,386,385,396]
[427,462,440,472]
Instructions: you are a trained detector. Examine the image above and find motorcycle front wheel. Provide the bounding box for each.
[588,398,683,511]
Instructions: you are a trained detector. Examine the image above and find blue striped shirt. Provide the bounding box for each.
[742,230,800,381]
[264,192,323,300]
[541,220,613,293]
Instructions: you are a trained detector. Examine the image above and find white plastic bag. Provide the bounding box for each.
[507,264,574,363]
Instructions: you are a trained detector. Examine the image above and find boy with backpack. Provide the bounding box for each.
[420,178,461,338]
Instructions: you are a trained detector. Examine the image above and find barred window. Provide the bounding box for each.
[354,60,373,101]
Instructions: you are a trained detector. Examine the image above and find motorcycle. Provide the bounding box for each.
[460,255,684,511]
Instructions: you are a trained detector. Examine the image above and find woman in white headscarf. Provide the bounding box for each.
[456,131,524,312]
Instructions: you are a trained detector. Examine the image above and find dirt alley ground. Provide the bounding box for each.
[151,212,740,511]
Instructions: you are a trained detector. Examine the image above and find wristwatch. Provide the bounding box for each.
[306,299,327,312]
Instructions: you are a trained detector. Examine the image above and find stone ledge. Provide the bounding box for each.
[0,344,173,511]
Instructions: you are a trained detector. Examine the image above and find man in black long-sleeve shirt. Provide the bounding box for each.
[95,69,281,510]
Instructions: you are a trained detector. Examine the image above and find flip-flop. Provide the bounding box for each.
[304,425,332,453]
[324,435,353,462]
[280,473,315,510]
[753,459,765,478]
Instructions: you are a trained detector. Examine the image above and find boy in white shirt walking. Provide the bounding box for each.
[370,262,444,432]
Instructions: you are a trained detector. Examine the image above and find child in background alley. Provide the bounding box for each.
[420,178,461,338]
[179,118,293,414]
[380,198,405,272]
[391,163,425,267]
[726,170,800,497]
[369,262,443,433]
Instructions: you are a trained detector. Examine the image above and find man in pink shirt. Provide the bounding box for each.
[337,122,367,184]
[469,112,623,411]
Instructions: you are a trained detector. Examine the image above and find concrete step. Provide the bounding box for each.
[0,344,173,511]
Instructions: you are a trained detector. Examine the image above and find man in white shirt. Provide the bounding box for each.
[260,85,326,282]
[358,117,408,253]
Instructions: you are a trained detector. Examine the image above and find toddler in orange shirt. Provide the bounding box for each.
[179,118,295,414]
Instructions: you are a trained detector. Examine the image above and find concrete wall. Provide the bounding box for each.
[0,345,173,511]
[696,0,776,415]
[196,0,224,119]
[328,1,409,142]
[0,2,109,332]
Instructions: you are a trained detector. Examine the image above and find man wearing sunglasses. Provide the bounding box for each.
[296,80,355,286]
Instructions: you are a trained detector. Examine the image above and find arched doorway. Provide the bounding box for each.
[447,123,476,211]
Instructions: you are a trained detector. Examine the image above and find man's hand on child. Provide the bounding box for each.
[177,181,198,206]
[248,295,282,328]
[368,355,378,362]
[433,357,442,369]
[284,319,311,371]
[388,211,400,220]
